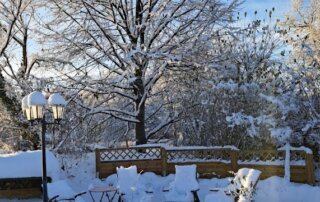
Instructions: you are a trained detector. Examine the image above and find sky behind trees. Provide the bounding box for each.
[242,0,291,20]
[27,0,293,56]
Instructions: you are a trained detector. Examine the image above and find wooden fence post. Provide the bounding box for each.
[230,149,239,172]
[95,149,101,178]
[305,153,315,185]
[161,147,167,176]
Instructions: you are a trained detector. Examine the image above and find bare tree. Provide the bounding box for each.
[277,0,320,153]
[0,0,44,150]
[38,0,241,144]
[0,0,23,56]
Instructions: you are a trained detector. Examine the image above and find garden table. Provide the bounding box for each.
[88,186,117,202]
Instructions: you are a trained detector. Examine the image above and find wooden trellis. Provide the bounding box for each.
[166,148,231,163]
[238,150,285,162]
[0,177,52,199]
[99,147,161,161]
[95,146,315,185]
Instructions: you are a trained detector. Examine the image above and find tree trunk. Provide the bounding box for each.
[133,76,147,145]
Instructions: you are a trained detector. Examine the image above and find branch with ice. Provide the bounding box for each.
[226,112,275,137]
[146,111,183,139]
[270,127,292,145]
[0,0,23,56]
[259,93,298,115]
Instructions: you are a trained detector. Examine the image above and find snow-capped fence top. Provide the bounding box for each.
[95,145,315,185]
[278,145,312,154]
[131,144,239,151]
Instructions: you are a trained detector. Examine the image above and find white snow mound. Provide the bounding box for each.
[0,150,60,181]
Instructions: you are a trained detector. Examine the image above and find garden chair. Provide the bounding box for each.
[48,180,86,202]
[205,168,261,202]
[164,164,200,202]
[116,165,152,202]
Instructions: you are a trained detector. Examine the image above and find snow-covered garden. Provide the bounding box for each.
[1,0,320,201]
[0,150,319,202]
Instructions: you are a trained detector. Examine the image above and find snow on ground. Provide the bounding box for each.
[0,149,8,154]
[255,176,320,202]
[0,151,319,202]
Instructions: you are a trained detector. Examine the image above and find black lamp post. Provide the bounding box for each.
[22,92,66,202]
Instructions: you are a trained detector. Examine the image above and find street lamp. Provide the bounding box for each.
[21,91,66,202]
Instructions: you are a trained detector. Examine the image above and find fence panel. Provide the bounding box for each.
[95,146,315,184]
[96,147,163,178]
[165,148,234,178]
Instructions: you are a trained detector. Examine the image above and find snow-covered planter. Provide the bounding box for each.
[0,151,61,199]
[0,150,60,180]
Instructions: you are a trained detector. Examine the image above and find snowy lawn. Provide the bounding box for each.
[0,151,319,202]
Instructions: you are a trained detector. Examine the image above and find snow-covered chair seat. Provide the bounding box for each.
[205,168,261,202]
[164,164,199,202]
[116,165,152,202]
[48,180,86,202]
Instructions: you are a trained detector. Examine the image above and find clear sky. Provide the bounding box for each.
[240,0,292,21]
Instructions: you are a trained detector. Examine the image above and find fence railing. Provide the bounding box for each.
[95,146,315,185]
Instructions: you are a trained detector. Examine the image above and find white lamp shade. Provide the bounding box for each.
[31,105,44,120]
[48,93,66,121]
[25,107,34,121]
[27,91,47,121]
[51,105,65,120]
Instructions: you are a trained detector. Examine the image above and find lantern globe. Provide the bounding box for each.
[48,93,66,121]
[25,107,34,121]
[21,96,28,117]
[21,96,28,111]
[27,91,47,121]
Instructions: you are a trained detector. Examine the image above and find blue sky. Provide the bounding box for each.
[241,0,292,20]
[28,0,293,55]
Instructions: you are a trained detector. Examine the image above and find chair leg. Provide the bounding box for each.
[118,193,124,202]
[191,190,200,202]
